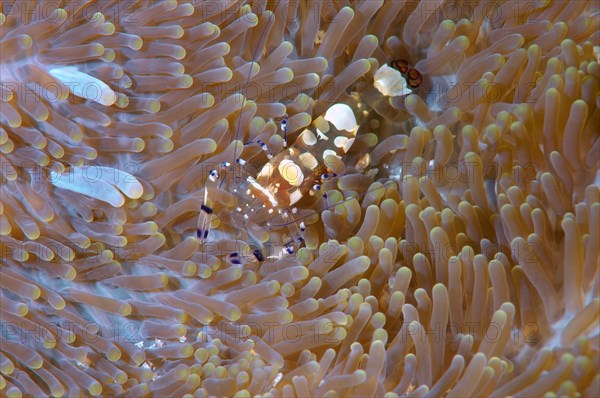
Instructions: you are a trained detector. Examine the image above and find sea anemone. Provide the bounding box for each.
[1,0,599,397]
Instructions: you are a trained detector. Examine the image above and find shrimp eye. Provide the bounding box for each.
[408,78,422,88]
[390,59,410,74]
[408,69,421,80]
[209,170,219,182]
[407,68,423,88]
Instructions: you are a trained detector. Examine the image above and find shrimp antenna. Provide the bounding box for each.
[197,3,281,247]
[227,2,282,253]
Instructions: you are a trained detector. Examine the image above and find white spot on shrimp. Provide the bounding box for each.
[278,159,304,187]
[373,64,412,97]
[324,103,358,132]
[344,137,355,153]
[299,152,319,170]
[323,149,341,160]
[316,128,328,140]
[334,136,349,148]
[301,129,318,145]
[289,189,303,205]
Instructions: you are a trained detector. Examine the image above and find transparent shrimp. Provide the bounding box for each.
[196,62,417,260]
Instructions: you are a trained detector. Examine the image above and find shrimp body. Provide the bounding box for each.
[197,66,416,258]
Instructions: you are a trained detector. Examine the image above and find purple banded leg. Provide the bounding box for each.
[196,203,213,243]
[197,169,219,243]
[281,114,288,148]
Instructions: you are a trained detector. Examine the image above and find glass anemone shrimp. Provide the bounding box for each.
[196,103,362,261]
[196,61,418,262]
